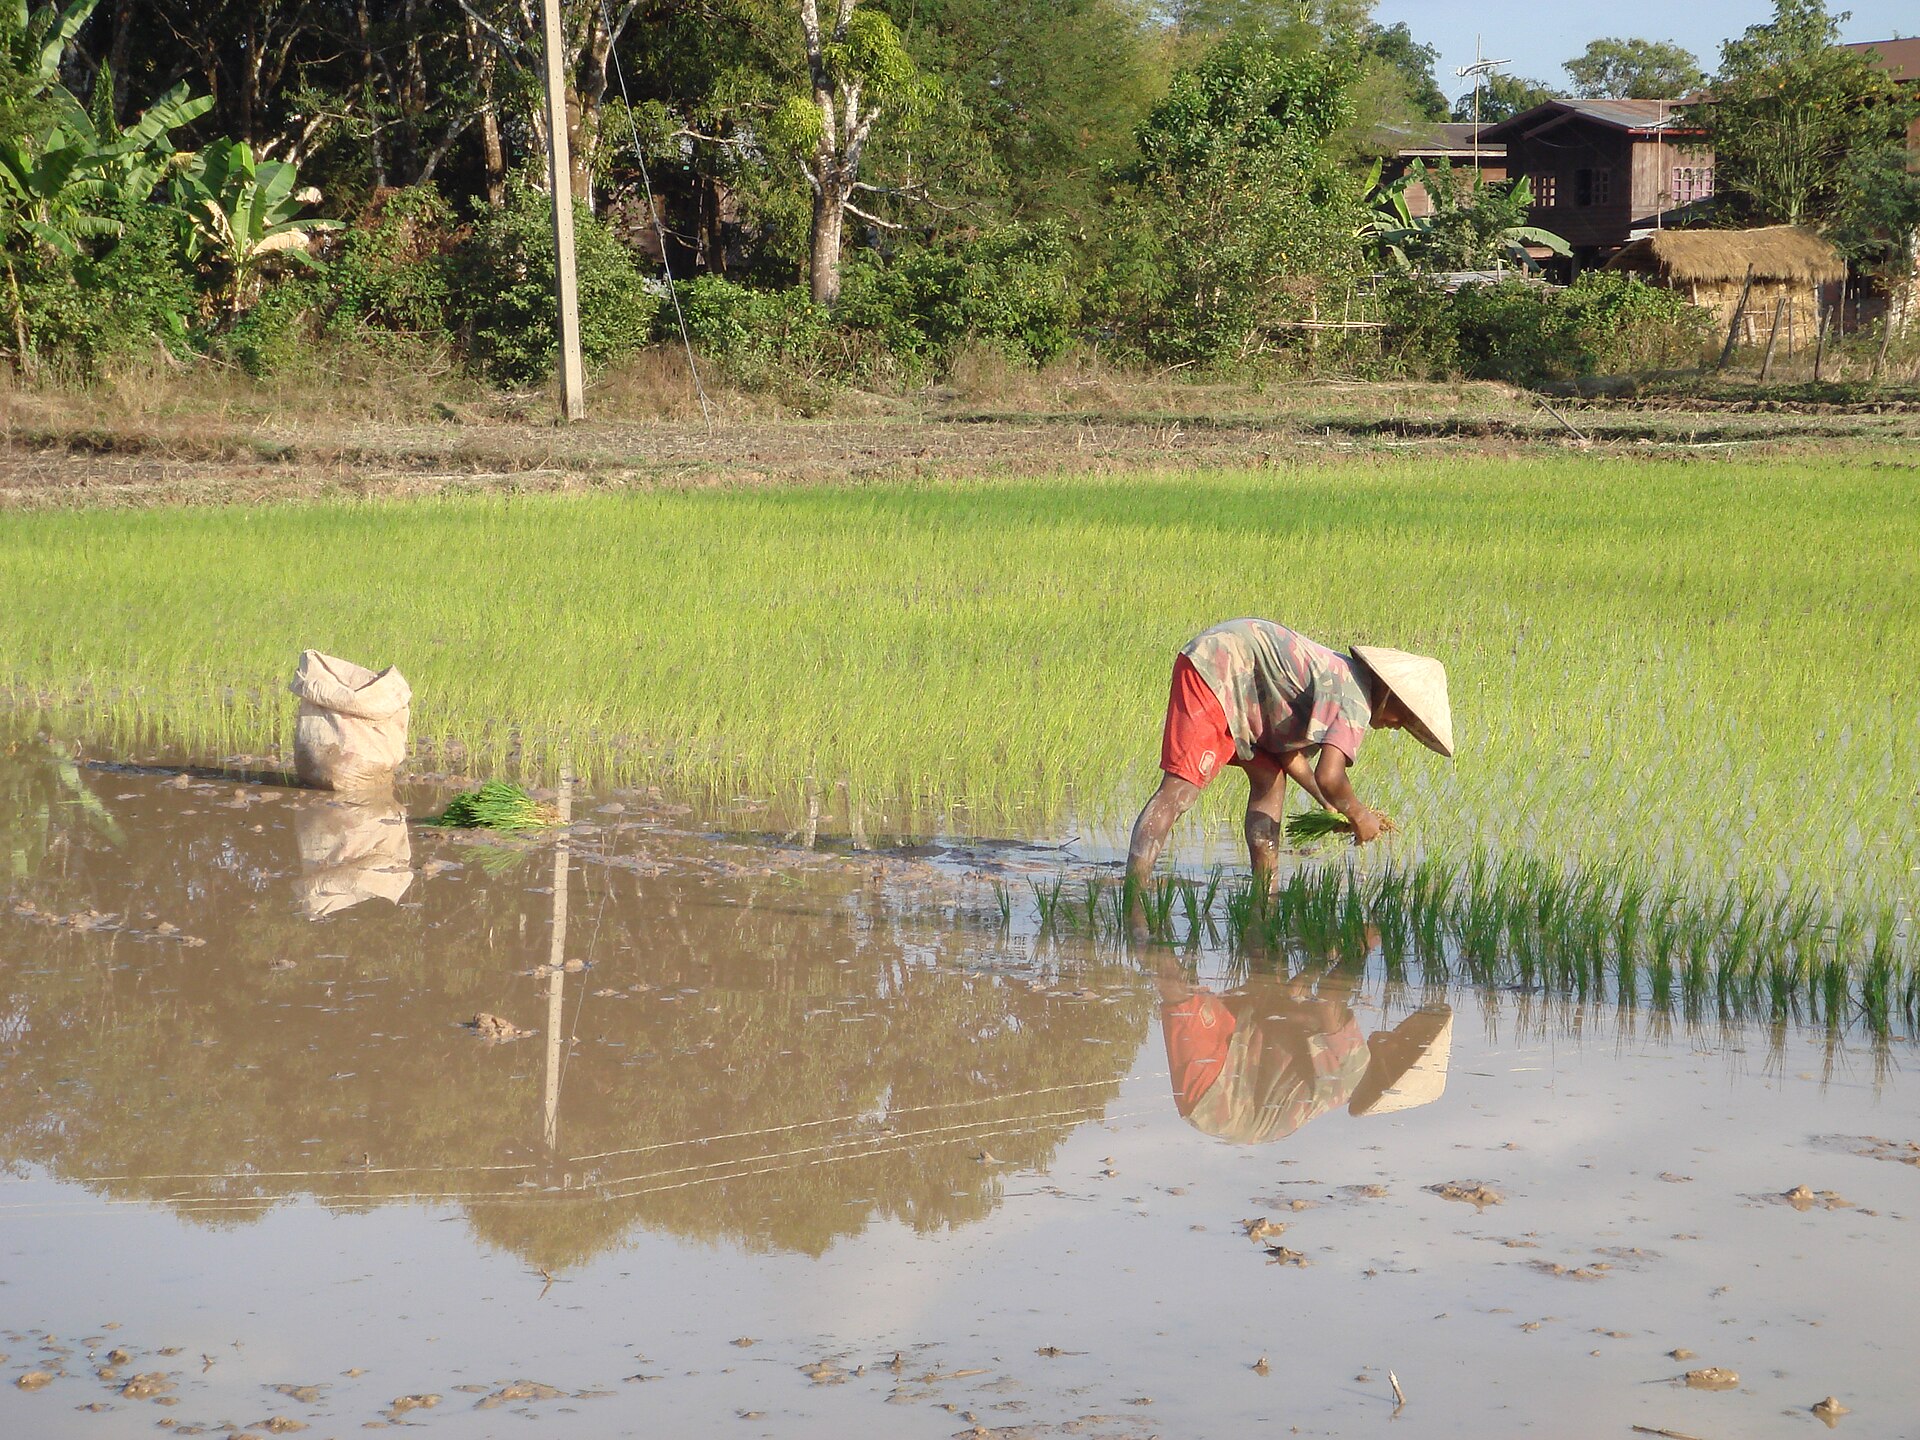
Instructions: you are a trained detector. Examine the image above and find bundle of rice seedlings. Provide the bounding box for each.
[428,780,560,830]
[1285,807,1397,847]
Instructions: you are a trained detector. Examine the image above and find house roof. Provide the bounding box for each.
[1369,121,1504,158]
[1842,37,1920,82]
[1479,98,1702,142]
[1604,226,1847,286]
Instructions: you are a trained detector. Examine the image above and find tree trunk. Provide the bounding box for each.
[464,15,506,205]
[702,173,725,275]
[357,0,385,188]
[810,187,844,306]
[106,0,133,122]
[5,256,35,382]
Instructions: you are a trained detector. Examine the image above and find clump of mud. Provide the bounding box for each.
[1770,1185,1853,1211]
[1683,1367,1740,1391]
[476,1380,562,1408]
[464,1012,532,1042]
[1427,1180,1503,1208]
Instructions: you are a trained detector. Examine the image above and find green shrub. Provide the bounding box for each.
[1395,272,1713,384]
[1558,271,1713,374]
[8,205,199,377]
[1376,274,1460,377]
[448,176,659,384]
[667,274,835,391]
[218,275,323,378]
[1446,279,1570,382]
[837,225,1082,370]
[324,185,460,336]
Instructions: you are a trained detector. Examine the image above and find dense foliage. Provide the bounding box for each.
[1699,0,1920,264]
[0,0,1904,393]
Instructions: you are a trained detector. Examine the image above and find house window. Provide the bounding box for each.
[1574,168,1612,206]
[1671,166,1715,204]
[1531,174,1558,207]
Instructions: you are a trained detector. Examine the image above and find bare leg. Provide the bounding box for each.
[1127,772,1202,889]
[1243,754,1287,896]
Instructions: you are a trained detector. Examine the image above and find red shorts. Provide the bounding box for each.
[1159,653,1239,788]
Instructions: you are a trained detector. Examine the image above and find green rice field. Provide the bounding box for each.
[4,453,1917,931]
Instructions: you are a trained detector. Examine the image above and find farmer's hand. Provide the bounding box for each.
[1348,807,1386,844]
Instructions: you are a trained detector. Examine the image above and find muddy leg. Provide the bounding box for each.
[1243,754,1287,896]
[1127,773,1202,889]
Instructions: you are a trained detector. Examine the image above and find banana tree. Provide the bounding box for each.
[75,72,214,207]
[4,0,97,94]
[1368,161,1570,273]
[0,110,120,370]
[171,139,338,314]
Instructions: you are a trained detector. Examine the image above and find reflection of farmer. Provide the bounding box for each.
[1127,620,1454,892]
[1156,960,1452,1144]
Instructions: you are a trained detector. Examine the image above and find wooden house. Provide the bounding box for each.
[1604,227,1846,347]
[1478,99,1714,272]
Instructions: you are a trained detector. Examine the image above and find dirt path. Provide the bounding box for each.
[6,381,1918,508]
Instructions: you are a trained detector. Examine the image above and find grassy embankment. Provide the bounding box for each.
[3,452,1917,980]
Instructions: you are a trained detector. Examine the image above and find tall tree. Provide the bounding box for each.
[1364,20,1447,121]
[1564,37,1704,99]
[457,0,648,205]
[1699,0,1919,230]
[895,0,1160,227]
[1450,72,1558,124]
[775,0,928,305]
[1102,36,1369,363]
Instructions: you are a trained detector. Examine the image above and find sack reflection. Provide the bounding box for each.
[294,795,414,917]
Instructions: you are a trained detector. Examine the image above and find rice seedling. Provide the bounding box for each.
[1081,877,1105,932]
[1283,808,1396,847]
[1060,845,1917,1032]
[1031,875,1066,931]
[427,780,560,831]
[1139,875,1182,940]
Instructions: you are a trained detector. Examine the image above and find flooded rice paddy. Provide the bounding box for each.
[2,738,1916,1438]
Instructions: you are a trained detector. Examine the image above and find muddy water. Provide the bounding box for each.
[1,744,1916,1438]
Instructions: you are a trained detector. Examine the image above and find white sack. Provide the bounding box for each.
[289,649,411,792]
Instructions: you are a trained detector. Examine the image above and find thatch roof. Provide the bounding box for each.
[1606,227,1846,286]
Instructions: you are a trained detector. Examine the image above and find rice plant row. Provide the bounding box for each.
[1002,853,1918,1036]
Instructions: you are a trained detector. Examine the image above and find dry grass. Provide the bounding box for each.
[5,355,1920,511]
[1609,226,1848,287]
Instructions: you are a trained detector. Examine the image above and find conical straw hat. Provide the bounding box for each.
[1348,1006,1453,1117]
[1350,645,1454,758]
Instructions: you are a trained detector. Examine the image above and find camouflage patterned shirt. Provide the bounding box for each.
[1179,619,1373,764]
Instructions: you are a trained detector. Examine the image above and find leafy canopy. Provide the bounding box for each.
[1450,71,1559,124]
[1699,0,1920,230]
[1564,37,1704,99]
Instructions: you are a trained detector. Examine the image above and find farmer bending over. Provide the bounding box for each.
[1128,619,1453,894]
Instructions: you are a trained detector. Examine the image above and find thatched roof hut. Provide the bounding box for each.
[1605,227,1845,347]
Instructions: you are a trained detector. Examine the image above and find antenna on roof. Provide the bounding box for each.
[1455,35,1511,180]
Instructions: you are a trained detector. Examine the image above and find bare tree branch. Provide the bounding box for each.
[844,200,907,229]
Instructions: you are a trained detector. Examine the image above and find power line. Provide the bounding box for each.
[598,0,713,425]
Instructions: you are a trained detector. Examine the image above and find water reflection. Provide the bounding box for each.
[0,745,1148,1270]
[0,737,1904,1280]
[1156,957,1451,1143]
[293,794,413,917]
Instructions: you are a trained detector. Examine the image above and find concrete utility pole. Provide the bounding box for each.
[538,0,586,419]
